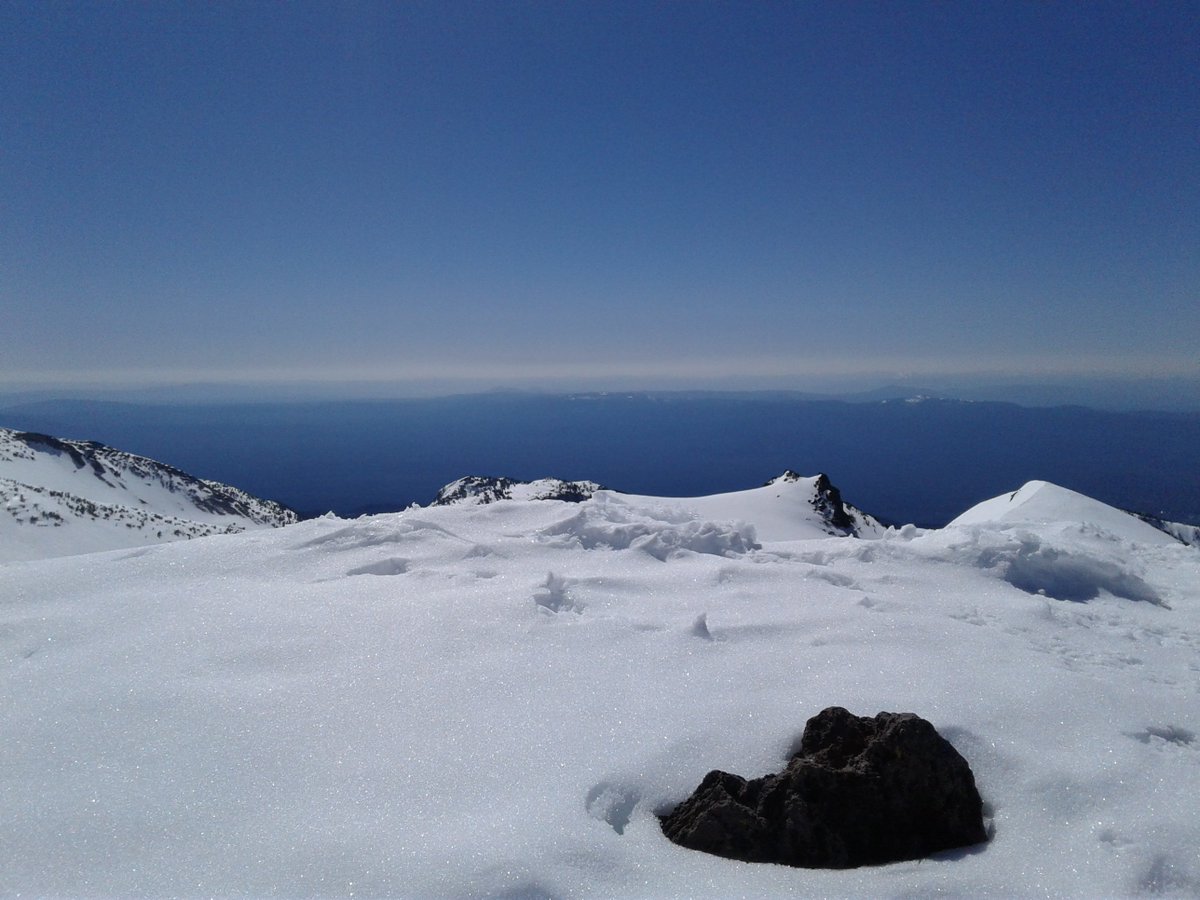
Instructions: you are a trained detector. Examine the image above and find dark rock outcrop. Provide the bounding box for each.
[430,475,606,507]
[659,707,987,868]
[763,471,887,537]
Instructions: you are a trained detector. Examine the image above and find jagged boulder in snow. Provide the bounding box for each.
[430,475,606,506]
[659,706,987,868]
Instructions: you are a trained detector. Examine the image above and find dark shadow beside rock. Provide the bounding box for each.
[659,706,988,868]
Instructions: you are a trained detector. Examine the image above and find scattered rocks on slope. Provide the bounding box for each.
[1,428,298,526]
[659,706,987,868]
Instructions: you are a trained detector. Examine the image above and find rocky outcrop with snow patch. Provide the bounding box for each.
[430,475,606,506]
[1130,512,1200,548]
[765,471,886,538]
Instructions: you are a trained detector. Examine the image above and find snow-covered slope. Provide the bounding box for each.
[3,479,1195,897]
[949,480,1182,546]
[0,427,297,561]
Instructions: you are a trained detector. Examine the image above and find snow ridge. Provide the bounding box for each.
[1130,512,1200,548]
[433,470,886,542]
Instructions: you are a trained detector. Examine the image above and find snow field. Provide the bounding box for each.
[1,489,1198,897]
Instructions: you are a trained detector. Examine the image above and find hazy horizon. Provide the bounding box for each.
[3,371,1200,414]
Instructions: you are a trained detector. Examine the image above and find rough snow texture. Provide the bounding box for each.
[430,475,606,506]
[1,477,1198,897]
[659,706,987,868]
[0,427,297,561]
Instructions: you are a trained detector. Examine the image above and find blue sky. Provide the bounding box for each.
[2,1,1197,395]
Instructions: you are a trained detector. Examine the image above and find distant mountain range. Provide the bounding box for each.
[4,425,1194,562]
[4,392,1195,529]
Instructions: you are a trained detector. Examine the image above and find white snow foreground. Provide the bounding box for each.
[2,481,1198,897]
[0,427,297,562]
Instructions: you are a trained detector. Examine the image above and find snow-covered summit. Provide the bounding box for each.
[0,427,297,561]
[949,480,1184,546]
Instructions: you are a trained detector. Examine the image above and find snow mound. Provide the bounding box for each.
[949,481,1181,547]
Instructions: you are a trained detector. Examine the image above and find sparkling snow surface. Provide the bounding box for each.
[2,482,1198,897]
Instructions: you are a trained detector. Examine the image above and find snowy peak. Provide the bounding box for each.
[765,470,862,533]
[1,427,297,561]
[756,470,886,538]
[431,475,606,507]
[948,480,1184,546]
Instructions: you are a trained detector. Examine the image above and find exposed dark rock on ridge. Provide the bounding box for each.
[430,475,606,507]
[810,472,855,531]
[1128,510,1200,547]
[765,471,885,537]
[659,706,988,869]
